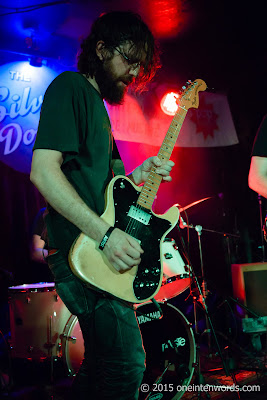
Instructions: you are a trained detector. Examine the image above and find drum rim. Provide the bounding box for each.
[61,314,82,376]
[163,237,175,243]
[162,274,190,285]
[154,278,191,301]
[8,282,55,291]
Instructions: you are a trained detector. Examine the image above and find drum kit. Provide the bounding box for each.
[8,282,84,377]
[7,238,196,399]
[6,198,236,399]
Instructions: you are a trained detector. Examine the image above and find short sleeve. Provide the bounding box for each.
[34,72,85,154]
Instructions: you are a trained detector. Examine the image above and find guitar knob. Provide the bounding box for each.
[164,252,173,260]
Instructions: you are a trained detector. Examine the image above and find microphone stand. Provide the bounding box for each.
[178,219,240,399]
[194,225,212,355]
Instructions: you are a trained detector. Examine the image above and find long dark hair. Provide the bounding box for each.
[77,11,161,91]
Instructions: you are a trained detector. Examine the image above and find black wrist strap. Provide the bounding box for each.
[99,226,115,251]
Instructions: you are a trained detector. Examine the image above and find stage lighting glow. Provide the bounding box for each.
[160,92,179,116]
[142,0,189,38]
[0,60,60,173]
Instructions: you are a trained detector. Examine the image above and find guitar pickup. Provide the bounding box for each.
[128,206,151,225]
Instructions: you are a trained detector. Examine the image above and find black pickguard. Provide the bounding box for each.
[113,177,173,301]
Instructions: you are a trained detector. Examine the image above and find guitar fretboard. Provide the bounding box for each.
[137,105,188,210]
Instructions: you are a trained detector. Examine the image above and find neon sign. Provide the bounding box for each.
[0,61,60,173]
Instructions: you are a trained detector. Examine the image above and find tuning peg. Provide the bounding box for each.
[186,80,192,85]
[182,86,186,90]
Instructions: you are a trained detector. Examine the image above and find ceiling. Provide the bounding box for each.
[0,0,266,120]
[0,1,265,70]
[0,0,200,64]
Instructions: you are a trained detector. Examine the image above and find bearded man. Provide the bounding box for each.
[30,11,174,400]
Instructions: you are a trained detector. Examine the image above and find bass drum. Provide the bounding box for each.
[60,302,196,398]
[61,314,84,376]
[137,302,195,400]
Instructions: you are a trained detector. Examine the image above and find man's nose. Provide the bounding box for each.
[129,65,140,77]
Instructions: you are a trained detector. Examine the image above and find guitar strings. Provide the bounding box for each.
[123,86,192,239]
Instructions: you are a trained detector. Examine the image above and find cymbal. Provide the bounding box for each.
[175,196,212,211]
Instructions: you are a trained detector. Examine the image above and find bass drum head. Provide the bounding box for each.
[61,315,84,376]
[137,302,195,400]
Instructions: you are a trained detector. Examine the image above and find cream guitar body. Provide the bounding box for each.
[69,79,207,303]
[69,175,179,303]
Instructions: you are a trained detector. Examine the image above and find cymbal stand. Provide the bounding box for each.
[257,194,266,262]
[178,220,240,399]
[194,225,212,353]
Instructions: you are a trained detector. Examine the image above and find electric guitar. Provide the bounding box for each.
[69,79,207,303]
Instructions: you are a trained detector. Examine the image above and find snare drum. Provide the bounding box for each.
[8,283,71,360]
[154,238,190,301]
[137,302,196,400]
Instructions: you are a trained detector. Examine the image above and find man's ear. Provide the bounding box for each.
[96,41,105,61]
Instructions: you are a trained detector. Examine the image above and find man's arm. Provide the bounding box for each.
[248,156,267,198]
[30,149,143,271]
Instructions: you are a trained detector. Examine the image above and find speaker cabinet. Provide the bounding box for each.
[231,262,267,317]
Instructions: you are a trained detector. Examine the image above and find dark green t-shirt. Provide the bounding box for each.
[33,71,118,256]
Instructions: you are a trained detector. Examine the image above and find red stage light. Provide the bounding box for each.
[160,92,179,116]
[142,0,183,38]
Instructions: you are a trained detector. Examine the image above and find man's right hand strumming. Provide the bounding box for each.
[103,228,144,272]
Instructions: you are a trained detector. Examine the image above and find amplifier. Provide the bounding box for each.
[231,262,267,317]
[242,316,267,333]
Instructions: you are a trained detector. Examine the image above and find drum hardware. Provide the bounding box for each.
[257,194,266,260]
[177,217,241,398]
[60,333,77,344]
[143,362,171,399]
[48,315,54,383]
[8,282,73,382]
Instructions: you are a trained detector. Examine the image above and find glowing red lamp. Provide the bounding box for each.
[160,92,179,116]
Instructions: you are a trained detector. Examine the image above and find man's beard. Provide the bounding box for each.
[95,59,130,105]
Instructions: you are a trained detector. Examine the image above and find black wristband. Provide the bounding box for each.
[99,226,115,251]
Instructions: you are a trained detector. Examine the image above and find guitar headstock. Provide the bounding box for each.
[179,79,207,110]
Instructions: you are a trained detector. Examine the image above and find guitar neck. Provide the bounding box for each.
[137,105,188,210]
